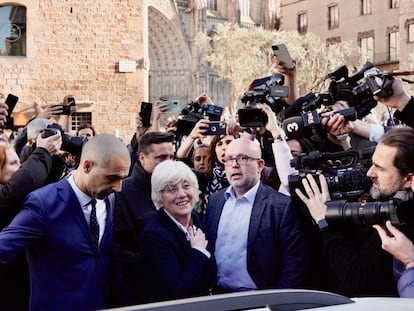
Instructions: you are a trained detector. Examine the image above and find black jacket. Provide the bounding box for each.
[394,96,414,128]
[140,209,212,302]
[113,161,157,302]
[318,227,398,297]
[0,147,53,310]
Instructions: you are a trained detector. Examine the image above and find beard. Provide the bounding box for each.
[369,182,402,201]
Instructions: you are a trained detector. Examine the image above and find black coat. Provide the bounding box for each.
[113,161,157,302]
[0,147,53,311]
[140,209,212,302]
[317,227,398,297]
[394,96,414,128]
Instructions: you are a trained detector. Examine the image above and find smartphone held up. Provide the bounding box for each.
[140,101,153,128]
[272,43,295,70]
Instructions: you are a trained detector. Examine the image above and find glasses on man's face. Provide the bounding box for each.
[222,155,260,166]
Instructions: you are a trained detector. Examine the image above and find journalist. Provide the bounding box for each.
[375,77,414,128]
[295,127,414,297]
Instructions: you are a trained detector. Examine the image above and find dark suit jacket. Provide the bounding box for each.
[140,209,212,302]
[113,161,157,300]
[0,178,127,311]
[203,182,309,290]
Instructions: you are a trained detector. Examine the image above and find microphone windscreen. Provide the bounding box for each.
[283,116,305,139]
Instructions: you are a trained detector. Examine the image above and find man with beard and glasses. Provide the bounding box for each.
[295,127,414,297]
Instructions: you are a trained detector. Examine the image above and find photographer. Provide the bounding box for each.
[258,103,316,195]
[375,77,414,129]
[295,127,414,297]
[374,218,414,298]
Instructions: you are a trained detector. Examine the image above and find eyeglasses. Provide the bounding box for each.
[222,155,260,166]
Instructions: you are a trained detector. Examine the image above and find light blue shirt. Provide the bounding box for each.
[215,181,260,291]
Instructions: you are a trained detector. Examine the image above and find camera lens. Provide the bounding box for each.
[325,198,414,228]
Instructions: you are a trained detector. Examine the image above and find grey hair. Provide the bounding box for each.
[151,160,199,210]
[27,118,52,140]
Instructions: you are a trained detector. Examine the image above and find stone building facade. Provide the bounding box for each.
[0,0,279,140]
[279,0,414,72]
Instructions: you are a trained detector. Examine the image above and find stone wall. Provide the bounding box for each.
[0,0,147,140]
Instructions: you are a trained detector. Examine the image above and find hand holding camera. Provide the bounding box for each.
[374,77,411,112]
[37,129,62,156]
[256,103,282,138]
[294,173,330,224]
[188,119,209,139]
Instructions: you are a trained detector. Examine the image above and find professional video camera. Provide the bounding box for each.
[238,74,289,128]
[325,191,414,230]
[41,123,86,155]
[175,96,223,136]
[282,91,357,141]
[288,148,372,201]
[327,62,394,118]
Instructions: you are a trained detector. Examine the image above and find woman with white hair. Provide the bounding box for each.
[140,160,212,302]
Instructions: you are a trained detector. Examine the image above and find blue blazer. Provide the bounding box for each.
[140,209,212,302]
[203,183,309,290]
[0,178,126,311]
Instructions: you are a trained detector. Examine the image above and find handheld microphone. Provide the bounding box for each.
[282,116,305,139]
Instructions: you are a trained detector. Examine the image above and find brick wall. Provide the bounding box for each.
[0,0,147,140]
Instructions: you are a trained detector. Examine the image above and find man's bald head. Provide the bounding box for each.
[224,138,264,197]
[75,134,131,198]
[80,134,130,167]
[226,138,262,159]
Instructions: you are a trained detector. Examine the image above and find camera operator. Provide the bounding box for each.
[257,103,316,195]
[295,127,414,297]
[375,77,414,129]
[320,102,381,151]
[373,217,414,298]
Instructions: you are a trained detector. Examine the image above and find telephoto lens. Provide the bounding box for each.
[325,191,414,229]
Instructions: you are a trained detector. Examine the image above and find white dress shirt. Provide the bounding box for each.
[67,175,106,244]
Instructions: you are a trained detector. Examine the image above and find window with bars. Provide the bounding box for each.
[0,5,26,56]
[328,5,339,29]
[297,12,307,34]
[71,112,92,132]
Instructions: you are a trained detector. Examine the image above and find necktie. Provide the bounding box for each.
[89,199,99,250]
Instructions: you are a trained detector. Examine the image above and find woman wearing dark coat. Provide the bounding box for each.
[140,160,213,303]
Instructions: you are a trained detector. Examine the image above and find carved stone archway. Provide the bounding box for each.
[147,2,192,109]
